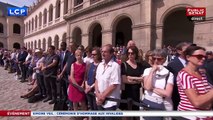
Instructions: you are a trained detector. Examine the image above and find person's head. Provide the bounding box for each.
[85,46,92,57]
[184,46,206,66]
[91,47,102,62]
[34,49,43,57]
[127,40,136,48]
[101,44,114,62]
[152,49,168,65]
[60,42,67,51]
[75,49,83,61]
[68,41,77,53]
[78,45,85,51]
[206,51,213,60]
[48,45,55,55]
[145,50,153,63]
[176,42,192,58]
[126,46,139,61]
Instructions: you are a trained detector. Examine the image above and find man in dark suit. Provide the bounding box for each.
[57,42,71,100]
[205,51,213,85]
[167,42,191,110]
[57,41,77,109]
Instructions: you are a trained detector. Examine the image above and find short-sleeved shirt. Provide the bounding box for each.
[177,70,212,111]
[96,59,121,108]
[143,66,174,99]
[43,54,59,76]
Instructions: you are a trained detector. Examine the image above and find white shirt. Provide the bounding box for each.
[84,56,93,65]
[36,57,45,73]
[178,57,186,67]
[95,59,121,108]
[143,66,174,99]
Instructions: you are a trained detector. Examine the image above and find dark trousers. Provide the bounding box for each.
[44,76,57,100]
[97,105,117,120]
[36,73,46,96]
[58,76,69,100]
[86,90,97,110]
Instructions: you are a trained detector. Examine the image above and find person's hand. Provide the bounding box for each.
[41,66,46,71]
[85,86,91,93]
[57,74,63,80]
[151,65,159,72]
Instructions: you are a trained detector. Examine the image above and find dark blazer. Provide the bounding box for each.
[18,51,28,63]
[205,59,213,85]
[59,50,71,70]
[167,56,185,110]
[66,53,76,76]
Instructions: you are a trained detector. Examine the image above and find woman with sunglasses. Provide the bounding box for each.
[84,47,102,120]
[177,46,213,120]
[120,46,146,120]
[142,49,174,120]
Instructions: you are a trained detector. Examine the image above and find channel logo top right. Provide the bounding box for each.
[186,7,206,21]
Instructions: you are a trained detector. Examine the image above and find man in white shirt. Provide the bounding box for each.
[95,44,121,120]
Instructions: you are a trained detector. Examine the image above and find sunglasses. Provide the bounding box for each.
[128,52,135,55]
[92,54,97,56]
[152,57,164,61]
[191,54,207,60]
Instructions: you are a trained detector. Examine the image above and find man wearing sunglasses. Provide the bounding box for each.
[167,42,192,110]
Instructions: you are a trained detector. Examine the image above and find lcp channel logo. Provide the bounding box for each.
[7,7,28,16]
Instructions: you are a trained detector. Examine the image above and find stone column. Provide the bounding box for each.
[102,29,113,46]
[155,24,163,49]
[81,33,89,47]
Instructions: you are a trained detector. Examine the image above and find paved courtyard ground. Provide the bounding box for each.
[0,67,74,120]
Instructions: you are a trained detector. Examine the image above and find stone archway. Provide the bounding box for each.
[54,35,59,50]
[162,9,194,47]
[43,38,46,51]
[72,27,82,45]
[113,17,132,46]
[89,23,102,47]
[13,42,20,49]
[0,42,3,48]
[48,37,52,47]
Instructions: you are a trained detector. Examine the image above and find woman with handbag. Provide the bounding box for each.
[142,49,174,120]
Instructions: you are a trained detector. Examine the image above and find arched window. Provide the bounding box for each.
[13,23,21,34]
[74,0,83,6]
[0,23,3,33]
[26,22,28,33]
[32,18,34,30]
[64,0,68,14]
[55,0,61,18]
[49,4,53,22]
[35,15,38,29]
[39,12,42,27]
[43,9,47,24]
[29,20,31,32]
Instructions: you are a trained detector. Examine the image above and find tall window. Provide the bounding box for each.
[74,0,83,6]
[13,23,21,34]
[29,20,31,32]
[56,0,61,18]
[35,15,38,29]
[0,23,3,33]
[26,22,28,33]
[43,9,47,24]
[39,12,42,26]
[32,18,34,30]
[64,0,68,14]
[49,4,53,22]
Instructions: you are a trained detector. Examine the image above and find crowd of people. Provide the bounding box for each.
[0,40,212,120]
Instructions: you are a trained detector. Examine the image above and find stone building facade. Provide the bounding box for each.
[24,0,213,51]
[0,1,25,50]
